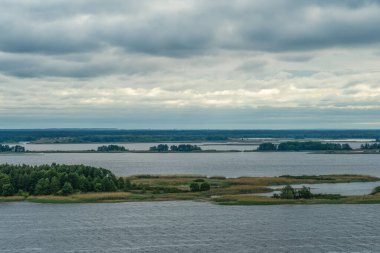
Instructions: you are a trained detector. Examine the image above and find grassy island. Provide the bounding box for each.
[1,165,379,205]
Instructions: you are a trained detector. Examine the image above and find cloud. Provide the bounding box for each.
[0,0,380,128]
[1,1,380,57]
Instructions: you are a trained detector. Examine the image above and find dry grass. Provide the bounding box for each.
[226,174,379,186]
[214,193,380,205]
[0,196,25,202]
[28,192,132,203]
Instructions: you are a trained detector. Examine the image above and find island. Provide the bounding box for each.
[257,141,352,151]
[149,144,202,152]
[0,144,25,153]
[1,164,380,205]
[96,145,128,152]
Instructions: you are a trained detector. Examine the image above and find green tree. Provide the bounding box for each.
[34,178,51,195]
[200,182,211,191]
[2,184,14,196]
[117,177,125,190]
[298,186,313,199]
[189,182,200,192]
[94,183,103,192]
[60,182,74,196]
[50,176,61,194]
[280,185,296,199]
[257,143,277,151]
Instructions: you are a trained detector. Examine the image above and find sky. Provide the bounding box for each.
[1,0,380,129]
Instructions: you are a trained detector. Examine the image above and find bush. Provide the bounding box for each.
[190,182,200,192]
[60,182,74,196]
[200,182,211,191]
[276,185,313,199]
[371,186,380,195]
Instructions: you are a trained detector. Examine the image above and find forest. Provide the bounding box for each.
[149,144,202,152]
[0,129,379,143]
[0,144,25,152]
[258,141,352,151]
[0,164,130,196]
[97,145,127,152]
[361,143,380,149]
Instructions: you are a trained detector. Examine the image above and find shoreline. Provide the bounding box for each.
[1,174,379,205]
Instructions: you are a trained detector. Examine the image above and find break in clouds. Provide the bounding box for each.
[1,0,380,128]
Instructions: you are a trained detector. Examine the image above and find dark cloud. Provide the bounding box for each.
[1,0,380,58]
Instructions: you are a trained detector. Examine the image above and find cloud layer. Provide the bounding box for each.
[1,0,380,128]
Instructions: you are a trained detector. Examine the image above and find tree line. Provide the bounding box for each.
[149,144,202,152]
[257,141,352,151]
[273,185,342,200]
[97,145,127,152]
[0,164,131,196]
[0,144,25,153]
[361,143,380,149]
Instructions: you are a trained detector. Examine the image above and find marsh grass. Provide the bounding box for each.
[0,196,25,202]
[3,174,379,205]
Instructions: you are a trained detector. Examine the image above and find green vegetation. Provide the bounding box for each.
[0,164,131,196]
[97,145,127,152]
[149,144,202,152]
[0,144,25,153]
[1,129,379,143]
[149,144,169,152]
[257,142,277,151]
[361,143,380,149]
[273,185,313,199]
[189,181,210,192]
[0,170,379,205]
[257,141,352,151]
[170,144,201,152]
[372,186,380,195]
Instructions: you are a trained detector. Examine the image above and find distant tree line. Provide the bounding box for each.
[361,143,380,149]
[149,144,202,152]
[0,164,131,196]
[97,145,127,152]
[2,129,379,143]
[0,144,25,153]
[258,141,352,151]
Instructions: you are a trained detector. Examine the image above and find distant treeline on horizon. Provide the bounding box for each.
[0,129,379,143]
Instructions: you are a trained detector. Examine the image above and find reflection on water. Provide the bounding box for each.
[0,201,379,253]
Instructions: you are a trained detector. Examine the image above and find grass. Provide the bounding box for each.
[0,196,25,202]
[213,193,380,205]
[1,174,379,205]
[27,192,133,203]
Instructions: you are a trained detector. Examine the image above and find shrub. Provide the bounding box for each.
[190,182,200,192]
[200,182,211,191]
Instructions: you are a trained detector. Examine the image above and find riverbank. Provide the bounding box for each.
[1,174,379,205]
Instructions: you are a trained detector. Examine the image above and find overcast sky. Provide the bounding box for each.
[1,0,380,129]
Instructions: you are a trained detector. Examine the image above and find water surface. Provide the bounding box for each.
[0,201,379,253]
[258,181,380,196]
[1,152,380,177]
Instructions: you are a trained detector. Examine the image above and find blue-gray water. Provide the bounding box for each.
[257,181,380,196]
[1,201,379,253]
[1,143,380,252]
[1,152,380,177]
[16,141,368,151]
